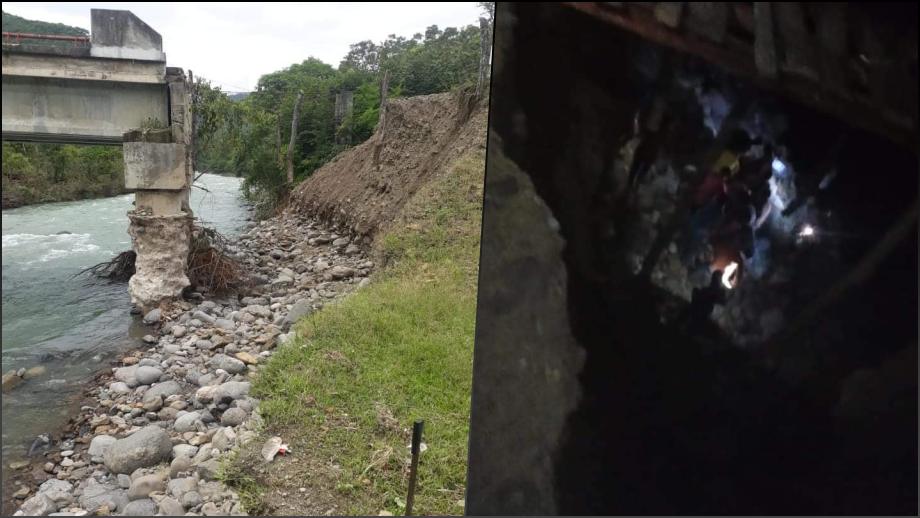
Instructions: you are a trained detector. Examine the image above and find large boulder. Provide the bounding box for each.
[103,426,172,474]
[87,435,117,458]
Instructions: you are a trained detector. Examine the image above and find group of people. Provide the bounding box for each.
[685,129,776,285]
[681,129,777,330]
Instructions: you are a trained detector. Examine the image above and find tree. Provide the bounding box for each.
[478,2,496,24]
[193,14,488,215]
[287,91,304,183]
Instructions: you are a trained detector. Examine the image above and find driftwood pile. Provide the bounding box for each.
[76,225,249,295]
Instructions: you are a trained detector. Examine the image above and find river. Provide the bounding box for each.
[1,173,250,485]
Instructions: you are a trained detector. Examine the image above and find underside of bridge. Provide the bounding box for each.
[469,3,917,515]
[2,9,195,311]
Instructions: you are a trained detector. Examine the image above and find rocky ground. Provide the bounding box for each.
[9,211,375,516]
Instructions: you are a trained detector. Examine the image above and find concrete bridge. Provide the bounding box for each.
[2,9,195,310]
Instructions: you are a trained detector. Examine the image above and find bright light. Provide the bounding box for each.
[722,261,739,289]
[772,158,786,174]
[799,224,815,237]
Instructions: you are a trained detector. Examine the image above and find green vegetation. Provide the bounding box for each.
[2,10,88,43]
[232,150,484,515]
[1,143,126,209]
[195,4,492,218]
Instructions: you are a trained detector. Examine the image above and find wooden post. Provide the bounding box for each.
[373,70,389,170]
[286,90,304,184]
[405,420,424,516]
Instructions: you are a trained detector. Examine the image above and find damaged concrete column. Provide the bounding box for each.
[124,69,194,311]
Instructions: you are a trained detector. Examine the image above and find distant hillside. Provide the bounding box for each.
[228,92,251,102]
[2,10,88,36]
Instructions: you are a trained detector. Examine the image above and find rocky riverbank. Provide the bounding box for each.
[8,211,374,516]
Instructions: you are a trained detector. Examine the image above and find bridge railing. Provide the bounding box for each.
[2,32,91,47]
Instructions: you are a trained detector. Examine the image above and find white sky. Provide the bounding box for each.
[3,2,484,92]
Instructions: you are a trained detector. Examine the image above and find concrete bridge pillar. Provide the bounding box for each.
[124,69,194,311]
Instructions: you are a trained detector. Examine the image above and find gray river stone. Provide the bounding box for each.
[142,308,161,325]
[156,496,184,515]
[173,444,198,459]
[79,480,128,512]
[193,311,216,325]
[144,380,181,400]
[242,304,272,318]
[87,435,116,458]
[135,366,163,385]
[211,427,237,452]
[127,474,166,500]
[215,318,235,330]
[167,477,198,499]
[103,425,172,474]
[170,455,193,478]
[113,366,139,387]
[196,459,221,481]
[218,381,251,402]
[220,407,247,427]
[108,381,131,394]
[211,354,246,375]
[281,299,312,330]
[173,412,202,433]
[181,490,203,509]
[122,498,157,516]
[18,494,56,516]
[36,479,73,507]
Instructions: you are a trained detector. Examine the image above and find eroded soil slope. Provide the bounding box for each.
[290,90,487,241]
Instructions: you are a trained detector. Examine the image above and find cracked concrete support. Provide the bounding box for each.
[124,68,195,311]
[127,213,191,309]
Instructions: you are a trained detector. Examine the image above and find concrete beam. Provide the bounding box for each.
[1,76,168,144]
[1,51,166,84]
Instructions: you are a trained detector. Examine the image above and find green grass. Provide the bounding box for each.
[241,150,484,515]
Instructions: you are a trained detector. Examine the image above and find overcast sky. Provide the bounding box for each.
[3,2,484,92]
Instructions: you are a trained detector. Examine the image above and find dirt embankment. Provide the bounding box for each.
[289,90,488,241]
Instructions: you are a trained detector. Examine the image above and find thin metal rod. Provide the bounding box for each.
[405,419,424,516]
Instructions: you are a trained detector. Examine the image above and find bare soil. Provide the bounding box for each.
[290,90,488,242]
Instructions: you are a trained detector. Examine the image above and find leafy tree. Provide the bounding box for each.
[194,13,491,216]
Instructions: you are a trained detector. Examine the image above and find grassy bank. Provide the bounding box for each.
[224,150,484,515]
